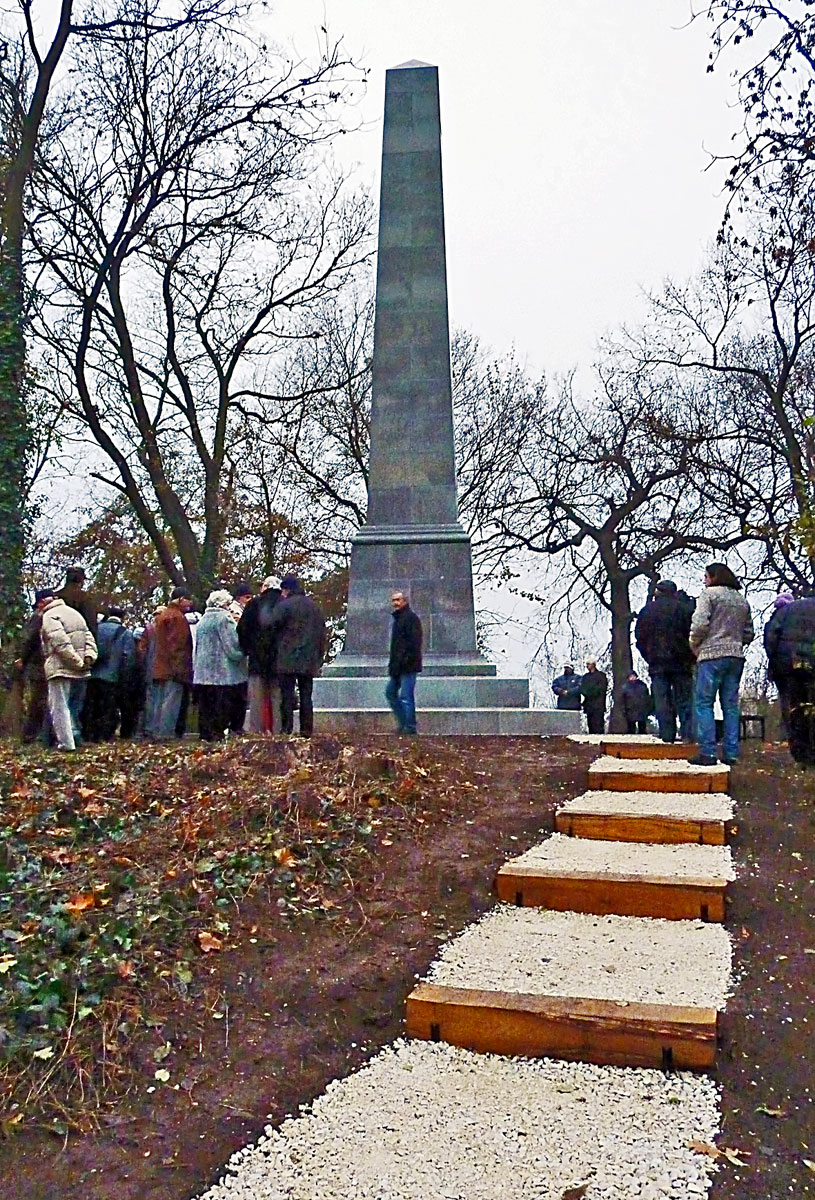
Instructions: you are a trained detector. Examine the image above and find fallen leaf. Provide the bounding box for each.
[197,930,222,954]
[65,893,96,914]
[560,1184,591,1200]
[116,960,136,980]
[803,1159,815,1173]
[688,1140,721,1159]
[721,1146,751,1167]
[756,1104,787,1118]
[0,957,17,975]
[154,1068,170,1083]
[33,1046,54,1061]
[273,847,297,868]
[152,1042,172,1062]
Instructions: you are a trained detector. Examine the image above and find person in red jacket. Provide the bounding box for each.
[150,587,194,739]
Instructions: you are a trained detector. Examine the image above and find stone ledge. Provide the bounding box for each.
[313,675,528,709]
[313,708,581,736]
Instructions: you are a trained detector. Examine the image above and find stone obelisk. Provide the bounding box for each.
[328,60,491,677]
[315,62,578,735]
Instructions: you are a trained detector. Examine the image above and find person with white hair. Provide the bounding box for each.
[193,590,248,741]
[237,575,283,733]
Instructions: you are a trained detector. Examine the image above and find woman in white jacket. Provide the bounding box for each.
[689,563,754,767]
[37,589,98,750]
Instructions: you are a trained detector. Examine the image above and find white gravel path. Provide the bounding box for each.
[510,834,736,880]
[568,734,664,745]
[558,790,734,821]
[195,1040,720,1200]
[423,906,732,1008]
[588,756,729,777]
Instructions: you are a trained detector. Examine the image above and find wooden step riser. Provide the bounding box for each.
[602,743,699,760]
[495,868,727,922]
[587,771,729,794]
[406,984,718,1071]
[554,811,727,846]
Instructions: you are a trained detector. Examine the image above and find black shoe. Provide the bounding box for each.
[688,754,718,767]
[722,756,738,766]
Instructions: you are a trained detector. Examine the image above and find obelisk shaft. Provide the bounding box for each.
[327,62,492,676]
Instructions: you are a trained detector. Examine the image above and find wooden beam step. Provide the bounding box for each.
[587,756,730,794]
[496,861,728,920]
[601,741,699,760]
[406,983,718,1070]
[555,791,733,845]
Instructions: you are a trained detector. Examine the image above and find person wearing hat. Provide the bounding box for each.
[36,588,98,750]
[150,586,194,739]
[237,575,283,733]
[13,595,50,742]
[551,664,583,711]
[266,575,327,737]
[635,579,696,743]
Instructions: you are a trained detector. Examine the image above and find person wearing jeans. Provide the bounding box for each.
[150,588,194,739]
[689,563,754,766]
[386,592,423,735]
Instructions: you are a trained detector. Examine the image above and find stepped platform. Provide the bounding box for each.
[555,790,733,845]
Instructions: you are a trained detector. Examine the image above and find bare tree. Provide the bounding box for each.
[25,0,371,597]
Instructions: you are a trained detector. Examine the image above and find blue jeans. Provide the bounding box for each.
[153,680,185,739]
[66,678,87,742]
[385,673,417,734]
[695,657,744,761]
[650,670,694,743]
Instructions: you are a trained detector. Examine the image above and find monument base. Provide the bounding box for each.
[313,707,581,737]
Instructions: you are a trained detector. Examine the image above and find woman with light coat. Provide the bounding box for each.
[193,591,248,741]
[37,589,98,750]
[689,563,754,767]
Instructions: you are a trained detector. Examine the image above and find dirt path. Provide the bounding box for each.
[0,736,812,1200]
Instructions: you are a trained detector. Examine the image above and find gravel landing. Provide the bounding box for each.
[195,1040,721,1200]
[588,756,729,776]
[423,906,732,1008]
[511,834,736,881]
[558,790,734,821]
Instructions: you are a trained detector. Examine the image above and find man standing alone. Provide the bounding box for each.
[386,591,423,736]
[581,660,608,734]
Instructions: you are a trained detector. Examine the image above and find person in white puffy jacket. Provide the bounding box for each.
[37,589,98,750]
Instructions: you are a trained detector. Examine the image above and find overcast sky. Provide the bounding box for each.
[269,0,738,376]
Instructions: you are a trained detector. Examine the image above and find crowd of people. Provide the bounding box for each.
[12,568,327,751]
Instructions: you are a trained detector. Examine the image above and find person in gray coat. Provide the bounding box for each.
[266,574,327,737]
[193,591,248,741]
[689,562,754,766]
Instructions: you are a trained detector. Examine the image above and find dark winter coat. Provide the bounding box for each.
[19,613,45,683]
[267,590,327,677]
[764,597,815,680]
[91,618,137,685]
[635,592,695,673]
[580,668,608,708]
[57,583,99,641]
[237,588,282,679]
[388,606,423,677]
[552,670,583,710]
[622,678,652,723]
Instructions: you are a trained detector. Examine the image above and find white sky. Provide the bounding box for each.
[269,0,738,375]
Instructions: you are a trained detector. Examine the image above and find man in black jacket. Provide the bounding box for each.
[635,580,695,743]
[580,660,608,734]
[386,591,423,735]
[266,575,326,737]
[764,594,815,765]
[552,664,583,711]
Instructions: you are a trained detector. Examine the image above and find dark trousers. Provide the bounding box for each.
[626,718,648,734]
[22,674,49,743]
[584,701,605,734]
[197,684,244,741]
[229,681,248,732]
[786,670,815,765]
[650,670,694,743]
[83,679,120,741]
[279,674,313,736]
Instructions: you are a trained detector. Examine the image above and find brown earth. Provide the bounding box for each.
[0,734,812,1200]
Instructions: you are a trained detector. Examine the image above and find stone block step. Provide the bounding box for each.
[313,707,581,736]
[555,790,733,845]
[406,985,718,1070]
[496,836,734,921]
[587,755,730,794]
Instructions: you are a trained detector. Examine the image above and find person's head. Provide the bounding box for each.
[774,592,795,609]
[391,591,408,613]
[106,606,126,621]
[169,585,194,612]
[628,671,639,682]
[34,588,56,611]
[586,659,596,671]
[280,573,301,597]
[704,562,741,590]
[205,589,233,611]
[655,579,677,596]
[261,575,280,592]
[563,664,574,675]
[232,582,252,606]
[65,567,85,586]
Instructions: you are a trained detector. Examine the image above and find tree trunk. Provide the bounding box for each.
[0,242,29,647]
[608,572,635,733]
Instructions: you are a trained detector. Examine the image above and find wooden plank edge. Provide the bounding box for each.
[554,810,727,845]
[587,771,730,794]
[406,983,718,1070]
